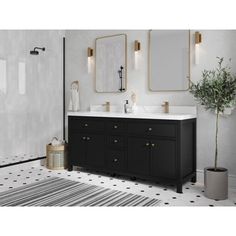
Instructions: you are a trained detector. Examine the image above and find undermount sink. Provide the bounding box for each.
[67,105,197,120]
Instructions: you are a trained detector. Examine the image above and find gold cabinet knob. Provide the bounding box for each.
[148,127,152,131]
[151,143,155,147]
[146,142,150,146]
[113,158,118,162]
[114,139,118,143]
[114,125,118,129]
[86,137,90,141]
[84,123,88,127]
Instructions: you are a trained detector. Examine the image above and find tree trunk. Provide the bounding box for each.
[215,111,219,171]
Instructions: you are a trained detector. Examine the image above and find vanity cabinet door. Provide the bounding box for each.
[86,134,105,168]
[127,137,150,176]
[69,133,87,166]
[150,140,176,179]
[106,150,125,171]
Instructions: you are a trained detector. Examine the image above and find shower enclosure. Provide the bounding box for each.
[0,30,64,162]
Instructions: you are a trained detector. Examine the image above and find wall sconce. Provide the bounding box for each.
[87,47,93,57]
[195,32,202,44]
[134,40,141,69]
[134,40,141,52]
[87,47,94,73]
[195,31,202,64]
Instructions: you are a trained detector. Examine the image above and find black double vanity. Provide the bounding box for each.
[68,112,196,193]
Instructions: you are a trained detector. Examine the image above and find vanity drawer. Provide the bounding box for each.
[108,136,125,148]
[106,150,125,171]
[69,117,105,132]
[128,122,176,137]
[107,121,126,133]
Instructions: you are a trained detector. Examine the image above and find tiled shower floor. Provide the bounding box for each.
[0,154,43,166]
[0,162,236,206]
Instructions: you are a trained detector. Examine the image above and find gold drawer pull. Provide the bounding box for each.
[84,123,88,127]
[114,139,118,143]
[113,158,118,162]
[148,127,152,131]
[151,143,155,147]
[113,125,118,129]
[86,137,90,141]
[146,142,150,146]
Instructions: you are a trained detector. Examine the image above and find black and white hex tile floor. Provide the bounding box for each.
[0,161,236,207]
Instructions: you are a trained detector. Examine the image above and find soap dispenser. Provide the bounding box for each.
[124,100,129,113]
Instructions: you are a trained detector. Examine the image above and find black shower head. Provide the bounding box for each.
[30,47,45,55]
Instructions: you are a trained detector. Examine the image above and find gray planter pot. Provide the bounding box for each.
[204,167,228,200]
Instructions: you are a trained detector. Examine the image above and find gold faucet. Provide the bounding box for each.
[103,101,110,112]
[162,101,169,113]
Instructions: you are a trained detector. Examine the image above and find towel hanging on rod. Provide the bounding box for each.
[68,80,80,111]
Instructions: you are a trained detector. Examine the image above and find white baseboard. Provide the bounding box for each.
[197,169,236,189]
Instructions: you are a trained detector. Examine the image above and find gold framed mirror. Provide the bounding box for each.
[95,34,127,93]
[148,30,191,91]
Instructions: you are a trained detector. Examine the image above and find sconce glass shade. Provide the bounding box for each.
[87,57,93,73]
[134,40,141,70]
[195,44,200,65]
[87,47,94,73]
[195,32,202,64]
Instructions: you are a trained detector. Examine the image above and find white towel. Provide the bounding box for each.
[69,81,80,111]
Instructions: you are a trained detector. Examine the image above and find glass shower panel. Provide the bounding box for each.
[0,30,63,160]
[0,59,7,94]
[18,61,26,95]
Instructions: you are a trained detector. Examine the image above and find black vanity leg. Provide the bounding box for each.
[177,183,183,194]
[68,165,73,171]
[191,175,197,183]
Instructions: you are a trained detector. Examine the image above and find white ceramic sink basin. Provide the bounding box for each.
[68,105,197,120]
[67,111,196,120]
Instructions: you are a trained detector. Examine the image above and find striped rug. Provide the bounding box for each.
[0,177,161,206]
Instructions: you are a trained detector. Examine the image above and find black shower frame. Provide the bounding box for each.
[63,37,66,140]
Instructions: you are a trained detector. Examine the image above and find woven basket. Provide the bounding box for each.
[46,143,67,170]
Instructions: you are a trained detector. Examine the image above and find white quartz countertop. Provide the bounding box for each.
[67,111,196,120]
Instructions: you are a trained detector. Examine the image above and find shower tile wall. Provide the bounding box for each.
[0,30,64,158]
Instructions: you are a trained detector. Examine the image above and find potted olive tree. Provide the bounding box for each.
[189,57,236,200]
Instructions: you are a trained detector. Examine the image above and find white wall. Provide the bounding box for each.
[65,30,236,177]
[0,30,64,158]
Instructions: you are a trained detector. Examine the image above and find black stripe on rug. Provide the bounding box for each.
[0,177,161,206]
